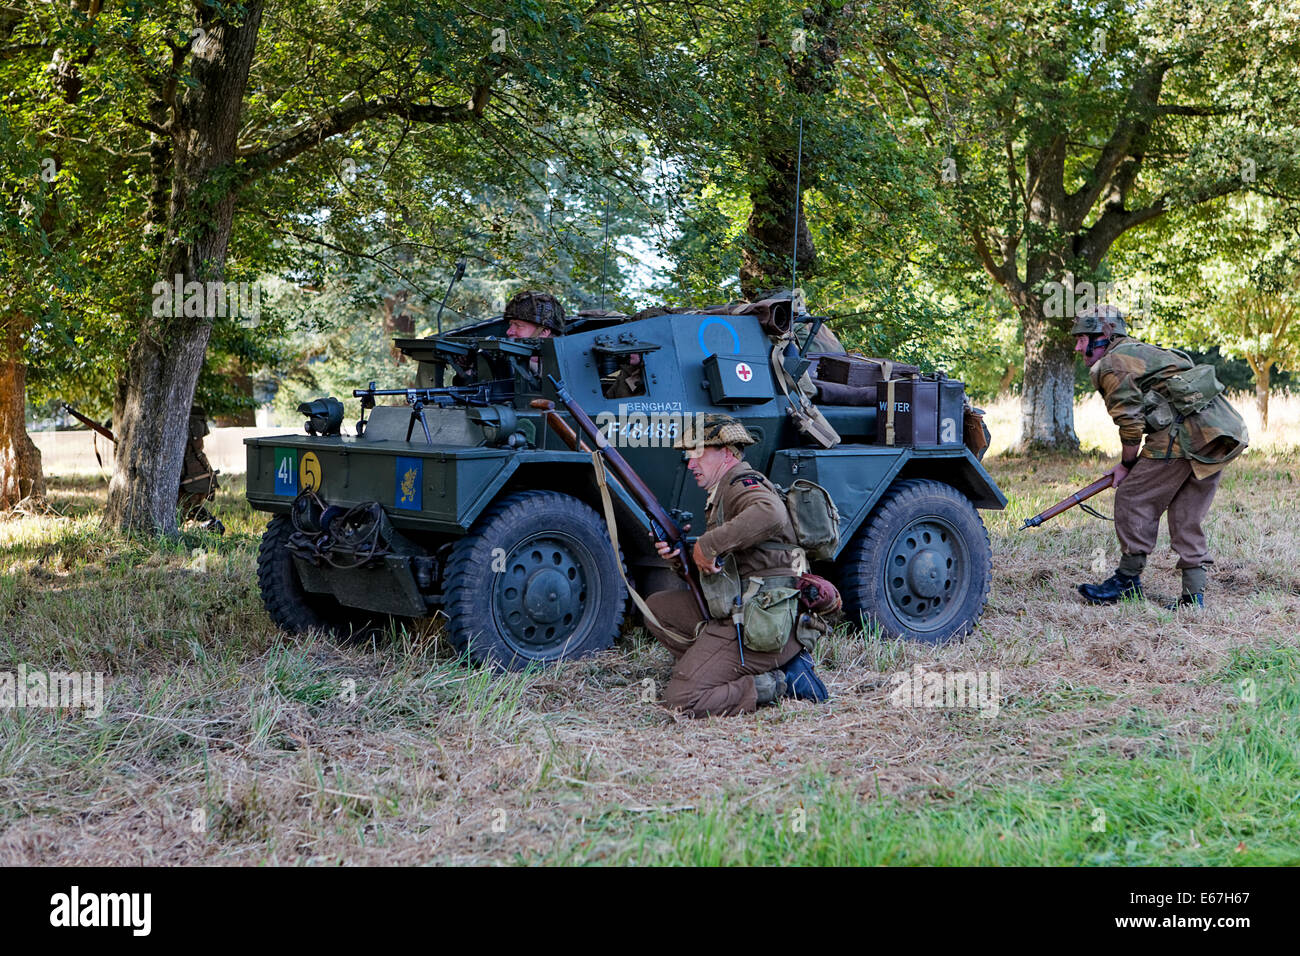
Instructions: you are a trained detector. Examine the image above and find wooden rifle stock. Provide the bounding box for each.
[538,381,709,619]
[61,402,116,443]
[1022,475,1114,529]
[529,399,589,452]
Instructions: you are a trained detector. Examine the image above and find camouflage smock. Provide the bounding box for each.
[1090,335,1249,478]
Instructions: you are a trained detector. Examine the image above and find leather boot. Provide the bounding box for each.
[1164,593,1204,610]
[1078,572,1143,605]
[753,669,788,706]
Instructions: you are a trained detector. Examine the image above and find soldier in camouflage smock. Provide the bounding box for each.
[1072,306,1248,608]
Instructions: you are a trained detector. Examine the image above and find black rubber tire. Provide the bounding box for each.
[256,514,392,641]
[838,479,992,645]
[443,490,626,670]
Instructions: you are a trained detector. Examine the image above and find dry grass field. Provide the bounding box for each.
[2,393,1297,865]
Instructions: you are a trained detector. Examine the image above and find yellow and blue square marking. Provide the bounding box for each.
[395,456,422,510]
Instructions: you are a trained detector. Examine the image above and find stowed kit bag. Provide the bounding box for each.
[1158,362,1224,416]
[964,405,991,459]
[816,355,920,388]
[783,479,841,561]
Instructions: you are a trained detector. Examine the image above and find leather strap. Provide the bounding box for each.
[590,451,694,643]
[885,380,897,446]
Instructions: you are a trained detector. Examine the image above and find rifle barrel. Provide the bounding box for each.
[60,402,116,443]
[528,400,589,451]
[1022,475,1114,529]
[546,377,709,619]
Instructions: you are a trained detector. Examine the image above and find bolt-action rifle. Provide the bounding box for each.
[1022,475,1115,529]
[61,402,115,443]
[541,376,709,620]
[60,401,224,533]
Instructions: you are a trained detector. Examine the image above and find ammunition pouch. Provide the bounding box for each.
[795,612,829,652]
[700,553,743,619]
[740,577,800,653]
[1142,390,1176,432]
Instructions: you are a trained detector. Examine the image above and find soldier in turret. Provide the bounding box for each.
[503,290,566,339]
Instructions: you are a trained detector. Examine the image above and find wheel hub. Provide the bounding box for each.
[885,519,964,629]
[494,535,590,649]
[907,549,946,598]
[523,568,572,623]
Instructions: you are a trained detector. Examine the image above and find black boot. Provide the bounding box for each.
[1078,572,1143,605]
[1164,593,1204,610]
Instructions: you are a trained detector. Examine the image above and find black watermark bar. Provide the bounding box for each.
[0,866,1286,943]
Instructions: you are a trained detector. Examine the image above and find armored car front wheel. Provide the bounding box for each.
[838,479,992,645]
[442,491,627,670]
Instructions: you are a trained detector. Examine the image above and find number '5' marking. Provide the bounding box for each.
[300,452,322,492]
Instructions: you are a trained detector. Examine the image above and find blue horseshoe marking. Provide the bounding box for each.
[697,317,740,357]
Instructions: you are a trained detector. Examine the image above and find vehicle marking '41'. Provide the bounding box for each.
[274,448,298,496]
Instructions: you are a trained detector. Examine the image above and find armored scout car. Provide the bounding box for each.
[247,301,1006,669]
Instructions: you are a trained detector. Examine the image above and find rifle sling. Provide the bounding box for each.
[590,451,696,644]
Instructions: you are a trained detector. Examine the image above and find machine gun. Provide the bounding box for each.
[544,376,709,619]
[352,380,512,443]
[1022,475,1115,529]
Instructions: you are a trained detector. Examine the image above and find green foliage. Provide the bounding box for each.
[8,0,1300,438]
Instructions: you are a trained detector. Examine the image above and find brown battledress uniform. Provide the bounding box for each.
[644,460,804,717]
[178,410,219,522]
[1091,336,1249,594]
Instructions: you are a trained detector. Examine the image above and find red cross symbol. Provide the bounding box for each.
[735,362,753,382]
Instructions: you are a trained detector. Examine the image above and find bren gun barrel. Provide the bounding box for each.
[352,380,511,444]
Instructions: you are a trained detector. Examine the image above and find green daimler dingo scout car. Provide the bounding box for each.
[246,301,1006,669]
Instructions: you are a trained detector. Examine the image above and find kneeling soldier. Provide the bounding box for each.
[1072,305,1248,608]
[647,414,828,717]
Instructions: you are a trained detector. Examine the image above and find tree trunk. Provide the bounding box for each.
[1251,359,1270,431]
[0,315,45,508]
[1016,302,1080,450]
[740,150,816,299]
[105,2,264,534]
[998,362,1019,395]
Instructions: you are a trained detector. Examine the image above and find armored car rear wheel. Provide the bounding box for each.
[257,514,393,642]
[838,479,992,645]
[442,491,626,670]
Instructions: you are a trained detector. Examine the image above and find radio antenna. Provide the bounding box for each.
[435,259,466,334]
[790,116,804,298]
[599,189,611,311]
